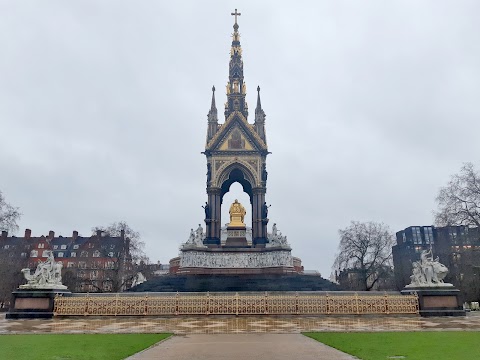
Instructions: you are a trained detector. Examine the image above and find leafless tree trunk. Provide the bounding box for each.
[0,242,29,307]
[92,221,149,292]
[333,221,395,291]
[0,191,21,233]
[435,162,480,227]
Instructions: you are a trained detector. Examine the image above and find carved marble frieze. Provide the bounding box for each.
[179,250,293,269]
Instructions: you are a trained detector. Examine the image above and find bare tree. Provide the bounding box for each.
[0,240,29,308]
[91,221,149,292]
[333,221,395,291]
[0,190,21,233]
[435,162,480,227]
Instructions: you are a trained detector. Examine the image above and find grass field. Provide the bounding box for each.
[0,333,171,360]
[304,331,480,360]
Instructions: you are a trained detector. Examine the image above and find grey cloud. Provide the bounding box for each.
[1,1,479,277]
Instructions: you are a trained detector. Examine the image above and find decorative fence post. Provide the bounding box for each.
[355,292,359,315]
[326,293,331,315]
[384,292,389,315]
[206,291,210,315]
[235,292,239,316]
[264,291,268,315]
[295,292,299,315]
[175,291,179,316]
[144,294,148,316]
[84,293,90,316]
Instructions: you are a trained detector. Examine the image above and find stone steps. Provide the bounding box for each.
[129,274,339,292]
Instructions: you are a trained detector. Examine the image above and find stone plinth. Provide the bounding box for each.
[401,287,465,317]
[224,227,248,248]
[6,288,71,319]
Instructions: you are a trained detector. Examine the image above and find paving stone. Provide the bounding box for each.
[126,334,356,360]
[1,312,479,334]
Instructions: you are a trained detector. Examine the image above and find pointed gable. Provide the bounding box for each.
[206,111,267,152]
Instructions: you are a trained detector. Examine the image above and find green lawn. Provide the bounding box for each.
[304,332,480,360]
[0,333,172,360]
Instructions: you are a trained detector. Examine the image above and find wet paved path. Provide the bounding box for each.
[126,334,356,360]
[1,312,479,334]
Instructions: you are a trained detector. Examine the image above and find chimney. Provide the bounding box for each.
[48,230,55,240]
[120,229,125,239]
[72,230,78,240]
[1,231,7,240]
[25,229,32,239]
[96,230,102,238]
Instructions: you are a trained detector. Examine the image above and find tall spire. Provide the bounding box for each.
[225,9,248,119]
[210,85,217,113]
[207,86,218,142]
[255,85,262,111]
[254,86,267,143]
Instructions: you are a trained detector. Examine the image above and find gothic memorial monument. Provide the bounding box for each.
[168,10,304,276]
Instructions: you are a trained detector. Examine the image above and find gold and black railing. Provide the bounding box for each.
[54,292,419,316]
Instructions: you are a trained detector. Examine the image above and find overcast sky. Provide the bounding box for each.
[1,1,479,278]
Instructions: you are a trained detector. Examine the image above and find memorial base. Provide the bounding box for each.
[6,288,71,319]
[401,287,465,317]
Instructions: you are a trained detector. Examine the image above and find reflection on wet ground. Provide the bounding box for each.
[1,313,479,334]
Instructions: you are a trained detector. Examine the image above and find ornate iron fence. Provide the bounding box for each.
[54,292,418,316]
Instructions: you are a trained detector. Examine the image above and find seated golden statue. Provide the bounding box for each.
[228,199,246,228]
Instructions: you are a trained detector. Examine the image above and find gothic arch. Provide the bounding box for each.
[216,160,257,194]
[216,161,256,202]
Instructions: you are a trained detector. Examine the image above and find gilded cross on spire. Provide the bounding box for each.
[231,9,241,24]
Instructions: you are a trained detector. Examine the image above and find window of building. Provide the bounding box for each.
[58,252,64,258]
[53,245,58,249]
[81,251,88,257]
[73,244,79,249]
[402,233,406,243]
[42,250,49,257]
[67,262,75,268]
[424,227,434,244]
[449,228,458,242]
[93,250,101,258]
[71,252,76,257]
[30,250,38,257]
[61,244,67,250]
[38,243,45,249]
[88,243,94,248]
[78,262,87,269]
[3,245,9,249]
[90,270,98,279]
[110,244,115,249]
[412,227,422,244]
[21,252,27,258]
[108,252,114,258]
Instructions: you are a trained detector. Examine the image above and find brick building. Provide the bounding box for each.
[392,225,480,301]
[0,228,133,293]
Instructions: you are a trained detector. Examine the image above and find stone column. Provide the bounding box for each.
[252,187,268,247]
[204,187,221,246]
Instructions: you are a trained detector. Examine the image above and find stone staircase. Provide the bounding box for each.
[129,274,339,292]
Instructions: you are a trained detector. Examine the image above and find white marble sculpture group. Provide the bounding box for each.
[20,250,67,289]
[406,248,452,288]
[182,224,207,249]
[266,223,290,248]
